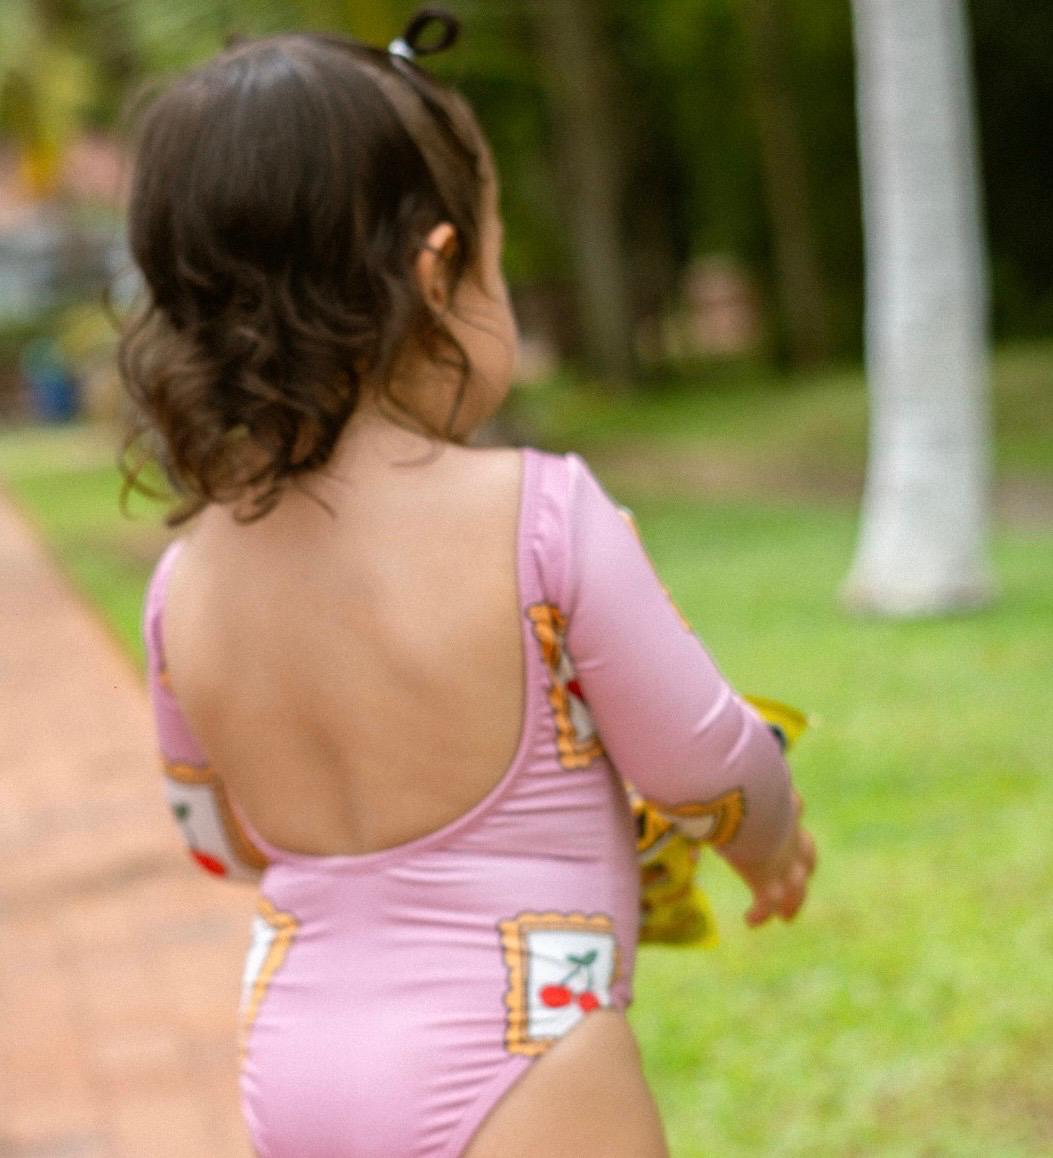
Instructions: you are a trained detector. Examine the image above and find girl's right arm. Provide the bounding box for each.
[143,545,267,883]
[554,454,813,922]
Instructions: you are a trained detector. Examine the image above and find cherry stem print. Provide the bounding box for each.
[539,949,602,1012]
[172,800,195,842]
[171,800,228,876]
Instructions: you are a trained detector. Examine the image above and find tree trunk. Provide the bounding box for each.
[740,0,831,368]
[843,0,994,616]
[534,0,637,387]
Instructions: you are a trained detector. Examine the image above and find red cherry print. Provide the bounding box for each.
[191,849,229,876]
[577,991,601,1013]
[566,678,584,701]
[540,985,573,1008]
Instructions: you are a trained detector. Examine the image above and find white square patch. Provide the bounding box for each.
[498,912,619,1056]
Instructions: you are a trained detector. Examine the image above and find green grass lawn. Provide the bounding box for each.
[508,338,1053,483]
[631,499,1052,1156]
[1,348,1051,1155]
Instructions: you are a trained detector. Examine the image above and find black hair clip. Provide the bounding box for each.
[388,7,461,64]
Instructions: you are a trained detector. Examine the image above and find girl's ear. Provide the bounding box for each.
[415,222,459,313]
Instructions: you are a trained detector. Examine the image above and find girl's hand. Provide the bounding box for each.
[723,793,817,927]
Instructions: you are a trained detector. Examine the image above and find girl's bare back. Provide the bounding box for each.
[163,434,527,857]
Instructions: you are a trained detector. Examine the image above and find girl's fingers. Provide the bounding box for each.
[784,842,818,915]
[746,880,784,927]
[780,865,808,919]
[745,902,768,927]
[750,858,813,926]
[743,825,818,927]
[744,894,766,926]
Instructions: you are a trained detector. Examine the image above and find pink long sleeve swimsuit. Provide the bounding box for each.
[144,448,794,1158]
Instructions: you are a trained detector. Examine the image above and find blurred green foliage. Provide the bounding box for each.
[1,0,1051,371]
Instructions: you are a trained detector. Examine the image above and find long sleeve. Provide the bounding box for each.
[555,454,796,867]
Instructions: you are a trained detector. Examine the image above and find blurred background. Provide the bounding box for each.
[1,0,1051,412]
[1,3,1051,1157]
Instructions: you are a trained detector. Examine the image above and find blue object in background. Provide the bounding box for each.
[21,337,81,423]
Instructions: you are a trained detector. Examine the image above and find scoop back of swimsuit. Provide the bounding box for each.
[145,446,792,1158]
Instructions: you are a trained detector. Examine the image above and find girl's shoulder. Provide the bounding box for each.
[433,443,525,523]
[507,446,606,516]
[460,444,593,522]
[466,443,593,484]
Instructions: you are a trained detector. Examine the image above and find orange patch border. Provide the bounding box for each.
[163,758,269,870]
[628,786,677,863]
[498,910,619,1057]
[239,896,300,1060]
[526,603,605,770]
[666,788,746,846]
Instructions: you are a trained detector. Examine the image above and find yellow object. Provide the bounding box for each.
[743,695,808,749]
[632,696,807,947]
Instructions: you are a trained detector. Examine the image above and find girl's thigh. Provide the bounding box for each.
[463,1010,669,1158]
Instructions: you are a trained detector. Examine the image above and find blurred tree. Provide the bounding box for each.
[79,0,409,76]
[843,0,993,616]
[0,0,96,197]
[614,1,760,353]
[612,0,854,370]
[971,0,1053,336]
[7,0,1048,378]
[530,0,637,386]
[737,0,830,368]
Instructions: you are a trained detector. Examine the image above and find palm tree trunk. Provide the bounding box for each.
[843,0,994,616]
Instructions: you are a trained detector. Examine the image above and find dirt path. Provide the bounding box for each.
[0,489,254,1158]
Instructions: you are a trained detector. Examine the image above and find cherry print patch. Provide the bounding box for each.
[498,911,619,1056]
[239,896,299,1059]
[527,603,605,769]
[163,758,268,879]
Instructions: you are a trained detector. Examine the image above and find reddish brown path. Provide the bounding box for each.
[0,490,255,1158]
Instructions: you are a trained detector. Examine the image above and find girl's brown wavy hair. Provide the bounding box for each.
[118,19,487,525]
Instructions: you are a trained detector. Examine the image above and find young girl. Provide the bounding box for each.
[122,12,815,1157]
